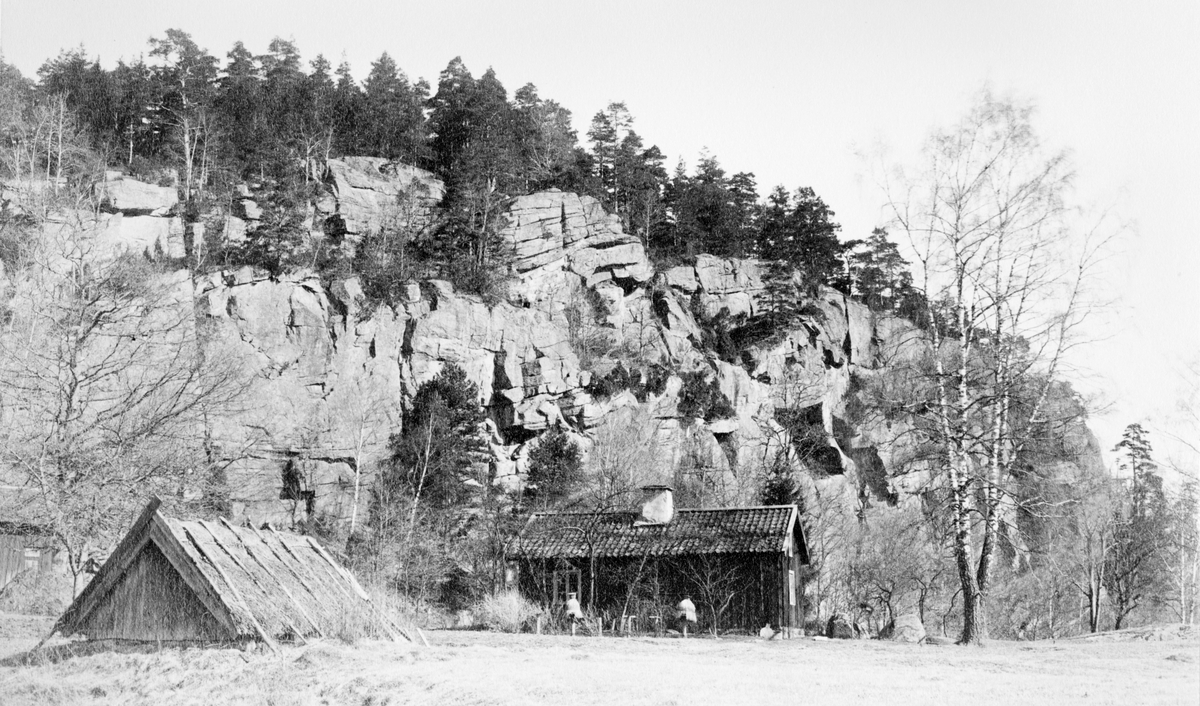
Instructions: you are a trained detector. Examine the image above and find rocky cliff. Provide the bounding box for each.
[36,160,1100,533]
[181,159,933,527]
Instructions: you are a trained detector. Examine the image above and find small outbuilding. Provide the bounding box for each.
[52,498,404,647]
[1,521,59,589]
[510,486,809,635]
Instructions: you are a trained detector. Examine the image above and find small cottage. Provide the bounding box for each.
[52,498,405,647]
[509,486,809,635]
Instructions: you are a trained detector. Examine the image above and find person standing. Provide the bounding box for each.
[676,596,697,636]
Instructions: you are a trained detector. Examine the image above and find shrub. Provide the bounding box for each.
[586,363,673,402]
[677,370,735,421]
[586,363,633,399]
[474,590,541,633]
[0,569,72,616]
[565,284,613,368]
[331,583,422,644]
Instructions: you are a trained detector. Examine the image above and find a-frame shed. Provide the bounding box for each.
[53,498,403,646]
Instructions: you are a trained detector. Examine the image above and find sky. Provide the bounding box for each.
[2,0,1198,474]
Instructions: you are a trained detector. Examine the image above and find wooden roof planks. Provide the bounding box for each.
[52,498,405,646]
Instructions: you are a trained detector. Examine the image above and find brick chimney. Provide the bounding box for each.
[634,485,674,526]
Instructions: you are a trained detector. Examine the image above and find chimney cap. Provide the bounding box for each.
[635,485,675,526]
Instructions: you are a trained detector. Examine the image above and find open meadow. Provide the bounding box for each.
[1,617,1196,706]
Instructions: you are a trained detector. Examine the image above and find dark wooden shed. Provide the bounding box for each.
[52,499,405,647]
[510,486,809,635]
[1,521,59,589]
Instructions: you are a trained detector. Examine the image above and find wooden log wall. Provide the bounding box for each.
[518,552,796,634]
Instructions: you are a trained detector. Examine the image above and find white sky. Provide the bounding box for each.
[3,0,1198,472]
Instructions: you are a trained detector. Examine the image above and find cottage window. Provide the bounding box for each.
[23,548,41,572]
[553,568,581,605]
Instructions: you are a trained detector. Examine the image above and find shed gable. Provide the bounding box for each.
[76,541,229,642]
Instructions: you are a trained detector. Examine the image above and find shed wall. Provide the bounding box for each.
[1,534,57,587]
[77,541,231,642]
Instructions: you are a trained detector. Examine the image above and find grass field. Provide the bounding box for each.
[1,619,1196,706]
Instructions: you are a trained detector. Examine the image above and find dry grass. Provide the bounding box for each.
[0,626,1196,705]
[472,591,541,633]
[0,571,73,616]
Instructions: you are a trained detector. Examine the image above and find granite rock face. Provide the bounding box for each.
[87,174,187,259]
[500,190,653,312]
[137,159,1098,543]
[191,176,909,526]
[318,157,444,238]
[95,174,178,215]
[196,267,597,525]
[64,159,903,532]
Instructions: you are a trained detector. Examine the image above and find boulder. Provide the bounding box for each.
[96,176,178,215]
[880,613,926,643]
[692,255,765,320]
[322,157,444,236]
[826,613,857,639]
[663,265,699,293]
[99,213,186,260]
[234,198,262,221]
[500,190,652,311]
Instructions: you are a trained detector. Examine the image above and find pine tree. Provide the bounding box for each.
[524,428,583,510]
[379,364,486,513]
[1106,423,1172,628]
[428,60,523,299]
[361,52,429,163]
[331,60,365,156]
[147,29,219,200]
[215,41,264,174]
[512,83,582,191]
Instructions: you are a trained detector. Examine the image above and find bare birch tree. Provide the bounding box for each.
[0,196,245,590]
[878,91,1111,644]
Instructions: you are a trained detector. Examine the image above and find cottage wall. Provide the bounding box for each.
[519,552,793,633]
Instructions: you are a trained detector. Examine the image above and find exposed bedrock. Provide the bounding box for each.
[180,160,1098,531]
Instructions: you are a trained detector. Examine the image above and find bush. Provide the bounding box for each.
[586,363,673,402]
[474,590,541,633]
[565,284,614,368]
[331,583,422,644]
[0,569,72,616]
[677,370,735,421]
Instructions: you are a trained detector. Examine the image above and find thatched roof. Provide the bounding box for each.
[511,505,807,561]
[55,499,405,646]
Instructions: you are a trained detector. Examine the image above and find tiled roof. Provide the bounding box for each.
[511,506,800,559]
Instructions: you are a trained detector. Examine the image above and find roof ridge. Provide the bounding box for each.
[677,505,797,512]
[530,504,796,518]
